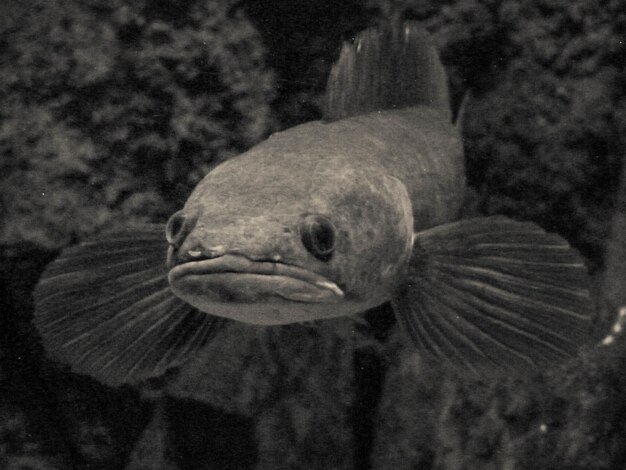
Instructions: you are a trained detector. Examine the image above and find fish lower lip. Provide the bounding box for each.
[169,254,344,299]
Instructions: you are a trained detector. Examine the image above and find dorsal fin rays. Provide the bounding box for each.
[392,216,594,376]
[324,22,451,122]
[33,224,225,387]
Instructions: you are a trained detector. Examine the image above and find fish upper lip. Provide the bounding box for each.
[169,254,344,298]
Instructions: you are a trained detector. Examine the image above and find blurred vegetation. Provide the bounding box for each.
[1,0,625,469]
[0,0,275,248]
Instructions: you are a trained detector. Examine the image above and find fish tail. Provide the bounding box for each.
[33,224,224,386]
[324,22,451,122]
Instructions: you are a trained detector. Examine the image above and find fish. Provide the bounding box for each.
[33,22,594,386]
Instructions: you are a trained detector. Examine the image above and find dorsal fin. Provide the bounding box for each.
[324,22,451,122]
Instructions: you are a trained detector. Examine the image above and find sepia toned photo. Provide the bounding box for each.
[1,0,625,468]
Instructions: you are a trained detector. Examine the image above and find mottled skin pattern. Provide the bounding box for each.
[169,106,464,324]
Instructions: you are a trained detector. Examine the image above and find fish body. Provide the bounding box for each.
[33,23,593,386]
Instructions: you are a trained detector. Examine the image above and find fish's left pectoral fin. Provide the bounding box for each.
[33,224,226,387]
[392,216,594,377]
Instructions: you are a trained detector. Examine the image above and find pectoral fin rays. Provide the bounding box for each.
[392,216,594,376]
[33,225,225,387]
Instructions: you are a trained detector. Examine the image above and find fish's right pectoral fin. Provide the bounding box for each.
[392,216,594,377]
[33,224,225,387]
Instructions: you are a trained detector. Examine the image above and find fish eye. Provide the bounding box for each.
[165,210,189,248]
[300,214,336,261]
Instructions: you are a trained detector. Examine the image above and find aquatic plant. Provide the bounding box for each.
[0,0,275,249]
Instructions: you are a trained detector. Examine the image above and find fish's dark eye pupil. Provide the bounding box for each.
[301,215,336,261]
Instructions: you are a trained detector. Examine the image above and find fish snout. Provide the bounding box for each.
[167,214,333,268]
[183,245,227,261]
[168,243,226,268]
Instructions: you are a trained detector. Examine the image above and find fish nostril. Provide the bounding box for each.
[165,210,192,248]
[300,214,336,262]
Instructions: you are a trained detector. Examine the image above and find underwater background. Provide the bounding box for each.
[1,0,625,468]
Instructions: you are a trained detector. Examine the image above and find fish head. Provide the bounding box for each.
[166,152,414,325]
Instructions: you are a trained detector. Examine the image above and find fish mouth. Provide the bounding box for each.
[168,254,344,304]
